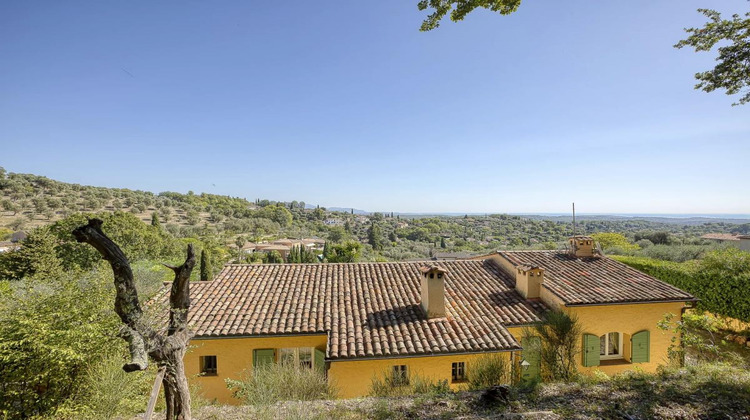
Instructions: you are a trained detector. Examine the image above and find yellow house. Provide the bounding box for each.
[178,235,694,403]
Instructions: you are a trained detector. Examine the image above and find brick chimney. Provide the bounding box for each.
[568,235,597,258]
[515,265,544,299]
[419,265,447,318]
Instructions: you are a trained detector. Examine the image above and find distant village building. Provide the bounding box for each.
[0,242,19,253]
[240,238,326,260]
[701,233,741,243]
[323,219,342,226]
[700,233,750,251]
[740,235,750,252]
[0,231,27,253]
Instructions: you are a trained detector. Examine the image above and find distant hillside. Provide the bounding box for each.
[2,167,749,263]
[521,214,750,225]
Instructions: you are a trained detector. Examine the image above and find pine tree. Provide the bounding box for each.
[151,212,160,228]
[368,222,384,251]
[200,249,211,281]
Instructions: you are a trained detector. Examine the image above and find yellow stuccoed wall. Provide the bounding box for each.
[564,302,686,375]
[185,334,327,404]
[186,302,684,403]
[328,352,512,399]
[186,334,513,402]
[506,302,685,376]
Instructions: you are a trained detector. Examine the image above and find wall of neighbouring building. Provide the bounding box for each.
[327,351,513,398]
[185,334,327,404]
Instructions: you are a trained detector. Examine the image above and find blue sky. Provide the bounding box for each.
[1,1,748,214]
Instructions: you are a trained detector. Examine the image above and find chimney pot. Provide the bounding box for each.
[419,265,447,318]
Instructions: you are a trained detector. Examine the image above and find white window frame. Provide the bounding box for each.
[279,347,315,369]
[599,332,623,360]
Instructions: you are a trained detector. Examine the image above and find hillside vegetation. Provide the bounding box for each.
[2,168,749,263]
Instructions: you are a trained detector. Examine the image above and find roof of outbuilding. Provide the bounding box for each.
[167,260,547,359]
[497,251,695,306]
[700,233,741,241]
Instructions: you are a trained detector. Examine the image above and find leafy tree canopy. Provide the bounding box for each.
[418,0,521,31]
[675,8,750,105]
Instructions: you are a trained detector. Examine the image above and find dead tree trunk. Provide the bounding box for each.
[73,219,195,420]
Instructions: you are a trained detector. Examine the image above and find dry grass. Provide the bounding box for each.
[142,360,750,420]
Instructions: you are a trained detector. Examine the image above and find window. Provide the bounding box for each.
[200,355,217,375]
[280,347,315,369]
[392,365,409,386]
[299,347,312,369]
[599,332,622,360]
[451,362,466,383]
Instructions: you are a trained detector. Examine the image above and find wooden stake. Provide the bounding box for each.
[145,367,166,420]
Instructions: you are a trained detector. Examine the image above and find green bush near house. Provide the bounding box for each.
[369,371,450,397]
[226,363,336,405]
[614,248,750,322]
[466,354,510,390]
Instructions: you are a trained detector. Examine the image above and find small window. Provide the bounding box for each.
[392,365,409,386]
[299,347,313,369]
[599,332,622,360]
[451,362,466,383]
[200,355,217,376]
[279,347,315,369]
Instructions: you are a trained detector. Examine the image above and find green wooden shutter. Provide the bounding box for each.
[582,333,600,367]
[314,348,326,373]
[521,336,541,382]
[253,349,276,368]
[631,330,650,363]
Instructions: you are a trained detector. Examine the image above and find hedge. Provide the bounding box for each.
[613,248,750,322]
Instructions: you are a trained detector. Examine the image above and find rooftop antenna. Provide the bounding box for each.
[572,202,576,236]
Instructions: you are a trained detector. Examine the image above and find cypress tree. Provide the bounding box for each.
[151,212,160,228]
[440,237,446,249]
[200,250,211,281]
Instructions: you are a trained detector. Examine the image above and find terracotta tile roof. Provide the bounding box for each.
[167,260,547,359]
[701,233,741,241]
[498,251,695,306]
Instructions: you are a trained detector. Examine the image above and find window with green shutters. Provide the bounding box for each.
[582,333,600,367]
[631,330,650,363]
[253,348,276,368]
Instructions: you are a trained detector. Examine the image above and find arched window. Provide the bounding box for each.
[599,332,622,360]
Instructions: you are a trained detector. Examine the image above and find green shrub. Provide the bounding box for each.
[615,248,750,322]
[466,354,510,390]
[50,352,156,419]
[369,371,450,397]
[525,311,581,382]
[226,363,335,405]
[0,270,121,419]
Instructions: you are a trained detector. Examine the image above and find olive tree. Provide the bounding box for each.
[72,219,196,420]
